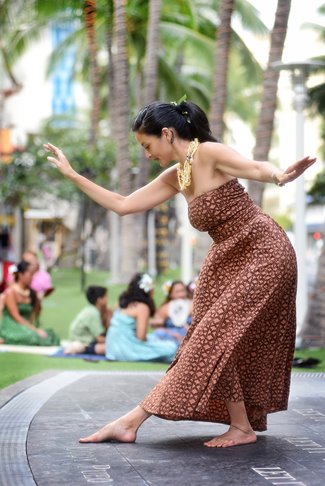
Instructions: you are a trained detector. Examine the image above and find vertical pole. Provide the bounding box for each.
[109,167,120,283]
[293,72,308,341]
[147,210,157,277]
[109,213,120,283]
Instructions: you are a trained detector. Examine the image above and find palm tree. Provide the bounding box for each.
[0,0,34,128]
[113,0,140,281]
[1,0,273,279]
[158,0,266,120]
[247,0,292,206]
[210,0,234,140]
[135,0,161,189]
[84,0,101,145]
[132,0,162,274]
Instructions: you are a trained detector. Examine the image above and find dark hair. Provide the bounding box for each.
[16,261,37,307]
[119,273,155,316]
[164,280,187,304]
[132,100,218,143]
[15,261,32,281]
[86,286,107,305]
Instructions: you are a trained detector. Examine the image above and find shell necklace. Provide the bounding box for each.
[177,138,199,191]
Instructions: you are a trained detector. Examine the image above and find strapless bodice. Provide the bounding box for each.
[188,179,262,242]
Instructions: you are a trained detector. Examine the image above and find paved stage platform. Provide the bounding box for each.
[1,371,325,486]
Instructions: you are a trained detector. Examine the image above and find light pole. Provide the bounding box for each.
[272,60,325,342]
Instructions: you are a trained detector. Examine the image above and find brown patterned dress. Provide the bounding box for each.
[141,178,297,431]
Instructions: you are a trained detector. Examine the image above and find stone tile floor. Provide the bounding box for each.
[1,371,325,486]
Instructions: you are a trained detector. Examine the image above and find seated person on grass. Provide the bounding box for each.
[0,261,60,346]
[22,250,55,325]
[150,280,193,345]
[102,273,178,363]
[64,285,112,355]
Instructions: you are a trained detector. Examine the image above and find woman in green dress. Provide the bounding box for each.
[0,261,60,346]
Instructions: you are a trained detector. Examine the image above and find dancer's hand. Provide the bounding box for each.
[279,156,317,186]
[44,143,75,178]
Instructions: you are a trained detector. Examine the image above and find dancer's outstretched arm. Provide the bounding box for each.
[201,143,317,186]
[44,143,179,215]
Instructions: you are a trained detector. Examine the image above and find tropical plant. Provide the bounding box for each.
[0,123,116,207]
[248,0,292,206]
[210,0,234,139]
[1,0,272,281]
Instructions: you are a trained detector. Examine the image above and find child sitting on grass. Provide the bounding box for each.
[64,285,112,355]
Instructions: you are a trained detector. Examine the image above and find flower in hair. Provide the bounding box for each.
[8,264,18,275]
[170,94,187,106]
[170,95,191,123]
[177,94,187,104]
[139,273,154,293]
[162,280,173,296]
[187,277,198,294]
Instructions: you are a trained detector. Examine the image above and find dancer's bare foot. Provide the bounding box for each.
[79,419,136,443]
[80,406,151,444]
[204,424,257,448]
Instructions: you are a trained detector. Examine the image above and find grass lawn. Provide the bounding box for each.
[41,267,180,339]
[0,353,168,390]
[0,267,177,390]
[1,268,325,391]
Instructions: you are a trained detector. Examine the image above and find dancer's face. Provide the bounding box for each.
[135,130,174,168]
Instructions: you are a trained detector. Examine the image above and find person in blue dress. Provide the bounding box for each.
[105,273,177,363]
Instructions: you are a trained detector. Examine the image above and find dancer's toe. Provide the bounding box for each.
[79,432,103,443]
[79,421,136,443]
[204,425,256,448]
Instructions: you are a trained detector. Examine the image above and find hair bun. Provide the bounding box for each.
[170,101,191,123]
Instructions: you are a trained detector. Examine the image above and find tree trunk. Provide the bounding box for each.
[155,202,170,274]
[134,0,162,274]
[136,1,162,205]
[113,0,138,281]
[248,0,292,206]
[210,0,234,140]
[82,0,101,288]
[105,0,120,282]
[84,0,101,146]
[106,0,114,129]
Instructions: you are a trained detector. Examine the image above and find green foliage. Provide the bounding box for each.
[158,3,264,121]
[0,119,117,208]
[308,160,325,204]
[272,213,293,231]
[0,145,50,207]
[2,0,269,147]
[309,80,325,117]
[306,8,325,193]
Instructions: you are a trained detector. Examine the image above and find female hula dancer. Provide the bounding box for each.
[44,100,316,448]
